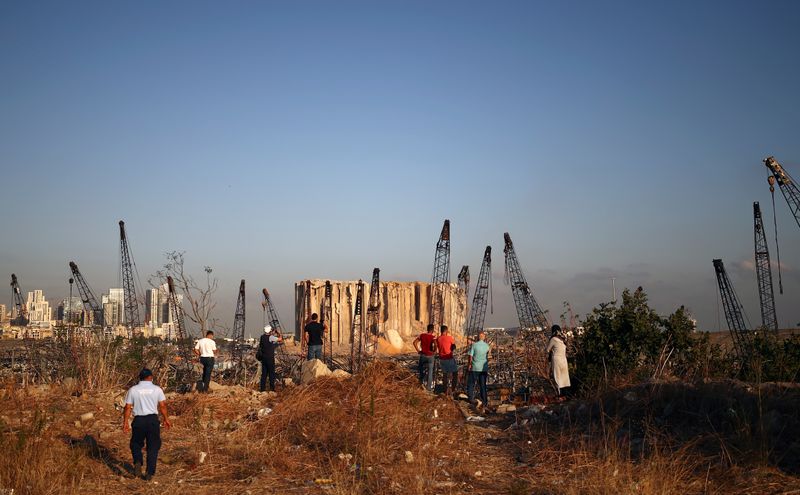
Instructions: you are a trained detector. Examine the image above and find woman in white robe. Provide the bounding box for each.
[546,325,570,395]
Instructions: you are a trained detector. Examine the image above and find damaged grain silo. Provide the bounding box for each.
[294,280,466,346]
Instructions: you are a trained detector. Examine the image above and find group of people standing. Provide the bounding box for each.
[414,323,571,410]
[413,324,493,407]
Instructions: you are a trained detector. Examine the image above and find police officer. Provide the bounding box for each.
[122,368,171,480]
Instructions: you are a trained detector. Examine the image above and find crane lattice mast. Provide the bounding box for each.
[118,221,141,334]
[712,259,752,360]
[753,203,778,332]
[261,288,293,375]
[321,281,333,366]
[764,156,800,229]
[167,275,194,388]
[10,274,29,326]
[464,247,491,341]
[457,265,470,300]
[69,262,104,327]
[366,268,381,358]
[429,219,451,329]
[503,233,549,338]
[350,280,365,373]
[232,280,246,369]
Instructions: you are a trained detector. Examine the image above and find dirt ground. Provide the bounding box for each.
[1,362,799,494]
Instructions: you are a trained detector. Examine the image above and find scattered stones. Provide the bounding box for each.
[198,451,207,464]
[384,329,405,351]
[404,451,414,463]
[79,412,94,423]
[496,404,517,414]
[331,369,351,379]
[282,378,294,387]
[257,408,272,418]
[301,359,331,384]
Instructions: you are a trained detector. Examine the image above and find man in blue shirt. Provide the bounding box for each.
[123,368,171,480]
[467,331,491,410]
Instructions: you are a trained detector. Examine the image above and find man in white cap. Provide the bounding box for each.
[258,325,283,392]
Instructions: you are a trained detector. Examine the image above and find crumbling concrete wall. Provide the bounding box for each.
[294,280,466,344]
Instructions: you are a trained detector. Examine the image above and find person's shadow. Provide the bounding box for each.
[62,434,133,477]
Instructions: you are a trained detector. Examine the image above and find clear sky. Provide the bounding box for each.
[2,1,799,337]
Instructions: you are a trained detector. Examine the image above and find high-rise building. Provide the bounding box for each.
[26,290,51,327]
[101,289,125,327]
[57,297,83,323]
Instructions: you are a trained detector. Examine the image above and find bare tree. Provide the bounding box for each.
[150,251,220,337]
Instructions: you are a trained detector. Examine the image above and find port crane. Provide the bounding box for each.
[753,203,778,332]
[429,220,451,329]
[10,274,29,326]
[118,221,141,334]
[713,259,752,361]
[69,262,104,328]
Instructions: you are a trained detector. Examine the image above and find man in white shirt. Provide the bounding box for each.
[194,330,218,393]
[123,368,171,480]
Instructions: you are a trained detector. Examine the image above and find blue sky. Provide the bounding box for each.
[1,1,799,337]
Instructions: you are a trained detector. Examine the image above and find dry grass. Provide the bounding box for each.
[1,358,799,494]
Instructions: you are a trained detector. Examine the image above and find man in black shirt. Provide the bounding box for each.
[304,313,326,361]
[258,325,283,392]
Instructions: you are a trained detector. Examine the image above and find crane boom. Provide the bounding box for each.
[261,288,293,375]
[753,203,778,332]
[712,259,752,359]
[10,274,29,326]
[503,233,549,337]
[429,220,451,329]
[119,221,141,333]
[69,261,104,327]
[321,281,333,366]
[764,156,800,229]
[366,268,381,358]
[232,279,246,369]
[350,280,365,373]
[464,247,491,341]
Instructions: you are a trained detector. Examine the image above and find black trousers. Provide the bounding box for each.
[260,357,276,392]
[200,356,214,392]
[130,415,161,476]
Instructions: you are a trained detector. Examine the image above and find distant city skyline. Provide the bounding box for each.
[1,1,799,335]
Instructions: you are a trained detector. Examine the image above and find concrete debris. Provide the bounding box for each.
[337,452,353,463]
[198,451,207,464]
[331,369,351,379]
[301,359,331,384]
[404,451,414,463]
[496,404,517,414]
[384,329,404,351]
[466,416,486,422]
[257,408,272,418]
[282,378,294,387]
[79,412,94,423]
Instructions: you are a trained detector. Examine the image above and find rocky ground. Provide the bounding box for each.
[1,362,799,494]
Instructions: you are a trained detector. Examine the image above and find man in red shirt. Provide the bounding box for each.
[413,324,437,391]
[437,325,458,396]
